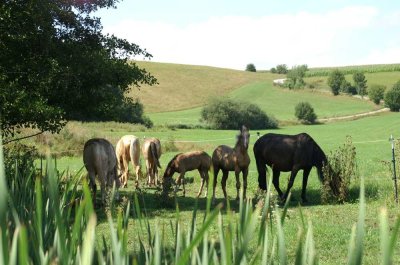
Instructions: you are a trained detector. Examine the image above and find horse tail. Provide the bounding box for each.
[129,138,139,168]
[150,142,161,168]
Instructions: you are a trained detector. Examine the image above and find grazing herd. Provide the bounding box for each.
[83,125,328,206]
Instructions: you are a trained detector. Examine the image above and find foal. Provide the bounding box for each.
[163,151,211,197]
[212,125,250,202]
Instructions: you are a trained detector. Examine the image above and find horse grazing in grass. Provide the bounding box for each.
[212,125,250,202]
[116,135,143,188]
[83,138,121,206]
[253,133,328,203]
[163,151,212,197]
[142,137,162,186]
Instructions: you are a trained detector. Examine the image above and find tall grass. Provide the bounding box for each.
[1,141,400,264]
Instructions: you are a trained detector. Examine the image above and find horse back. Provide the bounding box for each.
[254,133,320,171]
[83,138,117,177]
[176,151,211,172]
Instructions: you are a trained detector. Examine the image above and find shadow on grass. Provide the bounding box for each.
[93,179,381,222]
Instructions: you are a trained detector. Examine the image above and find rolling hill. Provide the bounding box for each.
[130,61,399,125]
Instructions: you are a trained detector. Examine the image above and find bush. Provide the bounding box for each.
[201,99,278,130]
[294,102,317,124]
[353,71,367,97]
[276,64,288,74]
[245,63,256,72]
[368,84,386,105]
[327,69,345,95]
[270,67,277,73]
[322,136,357,203]
[384,80,400,111]
[341,80,357,95]
[3,142,38,183]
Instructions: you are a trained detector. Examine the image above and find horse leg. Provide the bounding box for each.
[301,167,312,203]
[235,167,241,201]
[204,170,209,198]
[99,170,107,205]
[221,170,229,199]
[146,160,151,186]
[123,158,129,188]
[197,169,205,198]
[88,171,97,207]
[256,157,267,190]
[178,172,185,197]
[212,167,220,202]
[242,167,249,200]
[135,165,141,188]
[272,169,283,199]
[283,167,300,202]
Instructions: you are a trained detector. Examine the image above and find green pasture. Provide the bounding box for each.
[148,81,378,125]
[42,112,400,264]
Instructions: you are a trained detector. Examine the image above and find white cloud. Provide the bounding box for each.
[103,5,384,69]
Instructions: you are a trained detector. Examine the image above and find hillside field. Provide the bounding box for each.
[131,62,398,126]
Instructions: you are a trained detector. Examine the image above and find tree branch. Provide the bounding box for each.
[3,131,44,145]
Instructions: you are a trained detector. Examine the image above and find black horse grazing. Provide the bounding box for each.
[253,133,327,202]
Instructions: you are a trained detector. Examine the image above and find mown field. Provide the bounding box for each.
[8,62,400,264]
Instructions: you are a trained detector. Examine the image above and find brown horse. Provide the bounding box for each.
[212,125,250,202]
[253,132,328,202]
[83,138,121,206]
[142,137,162,186]
[163,151,212,197]
[115,135,143,188]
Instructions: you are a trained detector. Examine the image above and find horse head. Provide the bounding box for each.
[237,125,250,150]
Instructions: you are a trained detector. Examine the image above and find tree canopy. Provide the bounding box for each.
[0,0,157,138]
[327,69,345,96]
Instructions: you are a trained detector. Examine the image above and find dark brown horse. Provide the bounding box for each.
[162,151,212,197]
[212,125,250,202]
[253,133,327,202]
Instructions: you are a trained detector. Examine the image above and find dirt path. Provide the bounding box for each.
[318,107,390,122]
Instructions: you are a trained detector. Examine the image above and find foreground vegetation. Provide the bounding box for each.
[1,143,400,264]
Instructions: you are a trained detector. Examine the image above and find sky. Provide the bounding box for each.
[95,0,400,70]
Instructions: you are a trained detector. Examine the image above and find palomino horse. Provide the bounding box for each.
[142,137,162,186]
[115,135,143,188]
[253,133,330,203]
[212,125,250,201]
[163,151,211,197]
[83,138,121,206]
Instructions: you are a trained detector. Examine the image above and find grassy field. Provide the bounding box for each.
[37,111,400,264]
[129,62,399,126]
[8,61,400,264]
[129,61,279,113]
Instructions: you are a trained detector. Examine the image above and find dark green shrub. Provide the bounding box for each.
[368,84,386,105]
[353,71,367,96]
[322,136,357,203]
[341,80,357,95]
[384,80,400,111]
[270,67,277,73]
[245,63,256,72]
[276,64,288,74]
[327,69,345,95]
[201,99,278,130]
[294,102,317,124]
[3,142,38,184]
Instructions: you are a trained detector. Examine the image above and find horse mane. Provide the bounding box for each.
[166,153,183,169]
